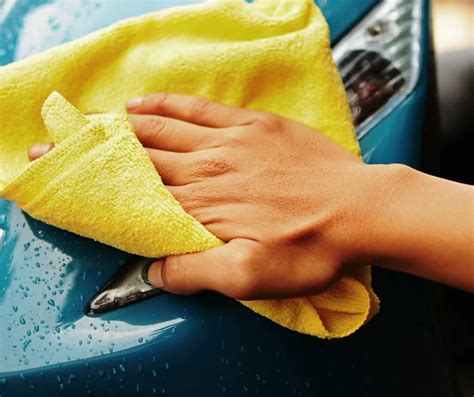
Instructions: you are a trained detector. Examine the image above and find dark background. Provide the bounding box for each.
[431,1,473,396]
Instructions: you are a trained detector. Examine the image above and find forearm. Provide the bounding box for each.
[364,164,474,291]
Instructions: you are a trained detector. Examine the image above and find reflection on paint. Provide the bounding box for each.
[0,203,186,373]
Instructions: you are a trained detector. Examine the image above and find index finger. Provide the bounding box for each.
[126,93,262,128]
[28,143,54,161]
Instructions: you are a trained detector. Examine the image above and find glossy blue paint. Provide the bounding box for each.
[1,1,452,397]
[315,0,379,44]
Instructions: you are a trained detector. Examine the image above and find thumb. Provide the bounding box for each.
[147,239,256,298]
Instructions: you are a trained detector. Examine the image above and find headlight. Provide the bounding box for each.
[332,0,423,140]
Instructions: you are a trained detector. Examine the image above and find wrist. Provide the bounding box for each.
[342,163,418,266]
[354,163,474,291]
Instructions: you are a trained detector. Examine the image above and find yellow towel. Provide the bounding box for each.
[0,0,379,338]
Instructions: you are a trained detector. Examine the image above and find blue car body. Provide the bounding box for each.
[0,1,449,396]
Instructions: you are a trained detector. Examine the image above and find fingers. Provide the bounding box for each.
[145,148,197,185]
[147,239,260,298]
[28,143,54,161]
[128,114,223,152]
[126,93,262,128]
[165,186,255,241]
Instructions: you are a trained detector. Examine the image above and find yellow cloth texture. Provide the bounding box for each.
[0,0,379,338]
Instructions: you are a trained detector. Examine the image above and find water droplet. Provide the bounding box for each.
[12,305,18,312]
[164,362,169,370]
[119,364,125,373]
[19,315,26,325]
[67,373,76,384]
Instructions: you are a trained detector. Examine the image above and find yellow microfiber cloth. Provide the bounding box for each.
[0,0,379,338]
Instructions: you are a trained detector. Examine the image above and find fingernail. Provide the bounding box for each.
[28,143,53,160]
[126,96,143,110]
[147,260,164,289]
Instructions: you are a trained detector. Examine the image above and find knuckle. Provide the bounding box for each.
[189,97,212,119]
[225,130,246,146]
[193,156,235,178]
[162,256,186,292]
[254,114,284,134]
[172,185,204,211]
[144,92,169,110]
[227,247,260,299]
[142,116,168,140]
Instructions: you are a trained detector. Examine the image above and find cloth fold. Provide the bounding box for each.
[0,0,379,338]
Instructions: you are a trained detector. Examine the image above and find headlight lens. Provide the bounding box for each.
[332,0,423,139]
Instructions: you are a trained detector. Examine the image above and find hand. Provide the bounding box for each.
[29,93,382,299]
[29,93,474,295]
[125,93,380,299]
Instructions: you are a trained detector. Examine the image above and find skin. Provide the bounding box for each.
[28,93,474,298]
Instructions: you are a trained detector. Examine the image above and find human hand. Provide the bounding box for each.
[28,93,387,299]
[32,93,473,295]
[125,93,385,299]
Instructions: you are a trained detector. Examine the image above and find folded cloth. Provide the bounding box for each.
[0,0,379,338]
